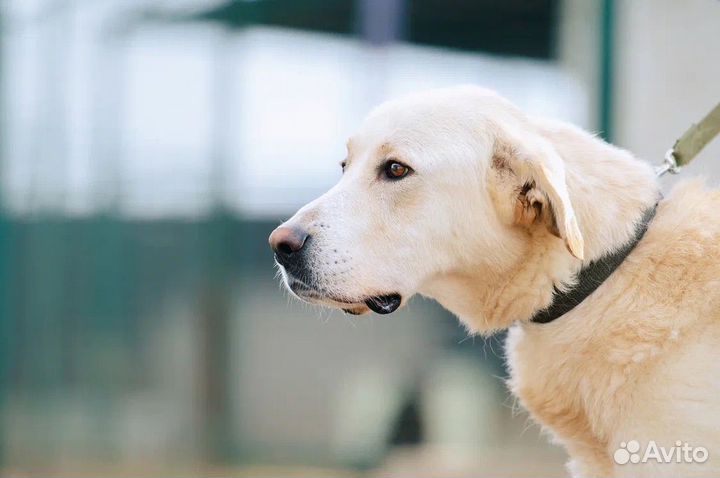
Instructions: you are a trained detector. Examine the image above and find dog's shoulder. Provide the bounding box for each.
[640,178,720,303]
[506,178,720,474]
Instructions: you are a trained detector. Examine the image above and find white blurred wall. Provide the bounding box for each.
[0,2,589,218]
[557,0,603,131]
[614,0,720,182]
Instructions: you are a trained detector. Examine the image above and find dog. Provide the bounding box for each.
[269,86,720,477]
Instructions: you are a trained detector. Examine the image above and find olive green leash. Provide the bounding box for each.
[656,102,720,176]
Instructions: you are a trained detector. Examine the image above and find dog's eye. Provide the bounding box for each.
[340,160,347,172]
[383,160,412,180]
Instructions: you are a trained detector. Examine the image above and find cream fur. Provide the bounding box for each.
[271,86,720,476]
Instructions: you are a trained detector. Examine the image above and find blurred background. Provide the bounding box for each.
[0,0,719,476]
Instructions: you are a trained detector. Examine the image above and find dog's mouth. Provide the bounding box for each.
[362,294,402,314]
[287,279,402,315]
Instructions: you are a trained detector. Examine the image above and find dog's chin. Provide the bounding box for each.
[285,279,401,315]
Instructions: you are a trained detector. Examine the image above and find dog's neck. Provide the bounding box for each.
[422,127,661,334]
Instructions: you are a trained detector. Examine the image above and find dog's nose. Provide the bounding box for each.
[269,225,309,261]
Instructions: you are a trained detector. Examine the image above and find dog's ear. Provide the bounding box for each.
[492,126,584,260]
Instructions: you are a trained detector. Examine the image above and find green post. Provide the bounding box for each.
[600,0,615,142]
[0,4,6,466]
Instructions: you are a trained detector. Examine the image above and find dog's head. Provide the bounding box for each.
[269,86,583,316]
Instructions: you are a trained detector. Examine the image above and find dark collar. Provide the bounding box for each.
[530,202,659,324]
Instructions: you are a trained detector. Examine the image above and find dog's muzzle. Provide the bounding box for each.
[269,224,403,315]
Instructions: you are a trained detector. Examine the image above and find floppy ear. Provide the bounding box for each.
[493,126,585,260]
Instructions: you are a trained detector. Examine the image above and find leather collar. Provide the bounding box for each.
[530,203,658,324]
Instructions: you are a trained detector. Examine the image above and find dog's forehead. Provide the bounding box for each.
[347,86,508,162]
[358,94,457,139]
[347,97,461,161]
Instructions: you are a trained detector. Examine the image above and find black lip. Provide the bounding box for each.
[274,248,310,279]
[286,277,401,314]
[364,294,402,314]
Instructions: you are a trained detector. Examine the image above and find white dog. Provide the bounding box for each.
[269,86,720,477]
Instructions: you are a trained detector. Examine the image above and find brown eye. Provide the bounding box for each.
[384,160,411,180]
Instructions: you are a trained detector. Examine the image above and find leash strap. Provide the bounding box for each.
[657,102,720,176]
